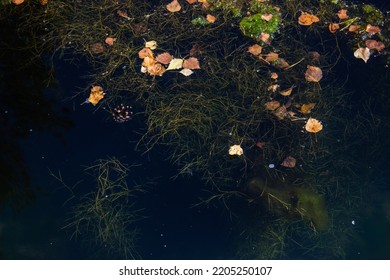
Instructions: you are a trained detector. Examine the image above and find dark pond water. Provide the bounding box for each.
[0,0,389,260]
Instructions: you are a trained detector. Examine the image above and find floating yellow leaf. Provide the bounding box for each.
[305,65,323,82]
[229,144,243,156]
[166,58,183,70]
[300,103,316,114]
[305,118,323,133]
[145,40,158,50]
[180,69,194,76]
[354,47,370,63]
[166,0,181,13]
[88,86,105,106]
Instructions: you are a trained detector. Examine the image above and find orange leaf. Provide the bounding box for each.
[138,47,154,59]
[206,14,216,23]
[88,86,105,106]
[366,24,381,34]
[261,13,273,21]
[247,44,262,56]
[105,37,116,46]
[337,9,349,20]
[183,57,201,69]
[305,118,323,133]
[156,52,174,64]
[167,0,181,13]
[305,65,322,82]
[298,12,319,26]
[264,100,281,111]
[365,40,385,52]
[12,0,25,5]
[328,23,340,33]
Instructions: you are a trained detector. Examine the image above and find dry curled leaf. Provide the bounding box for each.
[183,57,200,69]
[305,65,323,82]
[156,52,174,64]
[305,118,323,133]
[88,86,105,106]
[166,0,181,13]
[329,23,340,33]
[166,58,183,70]
[247,44,263,56]
[354,47,370,63]
[186,0,197,4]
[298,12,319,26]
[365,40,385,52]
[265,100,281,111]
[40,0,49,5]
[280,86,294,96]
[300,103,316,114]
[337,9,349,20]
[281,156,296,168]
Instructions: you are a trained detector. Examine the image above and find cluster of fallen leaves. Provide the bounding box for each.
[138,40,201,77]
[298,9,386,64]
[166,0,216,23]
[247,44,323,133]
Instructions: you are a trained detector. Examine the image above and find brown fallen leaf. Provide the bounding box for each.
[183,57,201,69]
[298,12,319,26]
[300,103,316,114]
[281,156,296,168]
[248,44,263,56]
[337,9,349,20]
[305,65,323,82]
[264,100,281,111]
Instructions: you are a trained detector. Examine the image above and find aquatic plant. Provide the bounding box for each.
[63,158,144,259]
